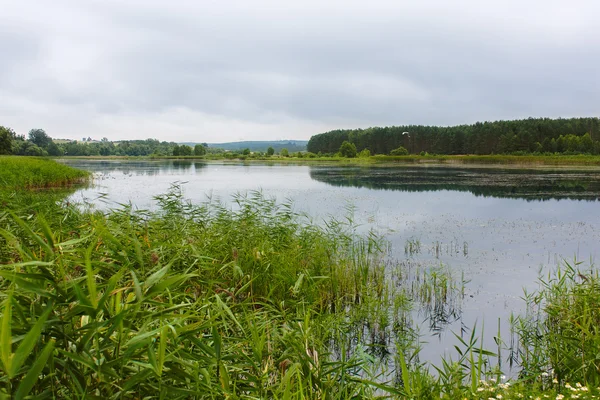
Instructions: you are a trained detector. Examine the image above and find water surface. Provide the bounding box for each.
[60,159,600,364]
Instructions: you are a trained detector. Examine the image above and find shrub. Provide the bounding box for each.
[390,146,409,156]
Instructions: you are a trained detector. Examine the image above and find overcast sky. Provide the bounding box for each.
[1,0,599,142]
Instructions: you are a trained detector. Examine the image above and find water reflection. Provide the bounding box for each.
[60,159,207,177]
[310,166,600,201]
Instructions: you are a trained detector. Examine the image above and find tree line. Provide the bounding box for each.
[0,127,205,157]
[0,126,300,158]
[306,117,600,156]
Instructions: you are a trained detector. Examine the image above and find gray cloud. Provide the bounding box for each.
[1,0,599,142]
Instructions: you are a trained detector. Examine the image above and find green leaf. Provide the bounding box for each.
[10,303,52,377]
[55,234,93,248]
[0,296,13,375]
[85,244,98,309]
[14,340,54,400]
[144,264,171,290]
[157,325,168,375]
[9,211,54,259]
[130,270,143,304]
[35,215,55,250]
[145,274,196,297]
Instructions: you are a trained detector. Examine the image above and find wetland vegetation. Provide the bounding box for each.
[0,156,89,189]
[1,160,600,398]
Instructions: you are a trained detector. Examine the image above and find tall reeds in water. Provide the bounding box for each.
[1,184,599,398]
[0,187,390,398]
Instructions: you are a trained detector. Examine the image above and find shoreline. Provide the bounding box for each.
[56,154,600,168]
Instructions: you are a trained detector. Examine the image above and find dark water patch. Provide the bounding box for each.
[309,165,600,200]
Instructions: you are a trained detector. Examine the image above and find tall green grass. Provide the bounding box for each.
[0,156,89,189]
[1,186,599,398]
[0,188,391,398]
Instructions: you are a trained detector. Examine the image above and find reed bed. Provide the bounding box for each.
[0,184,599,398]
[0,156,89,189]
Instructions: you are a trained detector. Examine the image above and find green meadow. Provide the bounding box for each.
[0,161,599,399]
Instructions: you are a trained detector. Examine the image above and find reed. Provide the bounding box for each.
[1,182,599,398]
[0,156,89,189]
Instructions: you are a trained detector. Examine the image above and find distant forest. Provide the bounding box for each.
[206,140,307,153]
[0,127,303,157]
[307,117,600,155]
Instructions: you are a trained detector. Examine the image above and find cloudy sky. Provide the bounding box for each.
[1,0,599,142]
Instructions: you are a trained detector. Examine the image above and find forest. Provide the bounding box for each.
[306,117,600,155]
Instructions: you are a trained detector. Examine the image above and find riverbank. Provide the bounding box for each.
[0,156,89,189]
[57,153,600,167]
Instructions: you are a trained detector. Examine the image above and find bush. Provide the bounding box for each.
[390,146,409,156]
[339,141,357,158]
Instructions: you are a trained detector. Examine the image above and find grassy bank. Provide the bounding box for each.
[0,156,89,189]
[1,185,599,398]
[59,153,600,167]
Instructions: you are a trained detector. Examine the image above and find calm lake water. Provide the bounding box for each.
[59,159,600,366]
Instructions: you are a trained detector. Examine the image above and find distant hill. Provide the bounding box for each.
[181,140,308,153]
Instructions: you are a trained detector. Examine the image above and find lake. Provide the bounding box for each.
[59,159,600,367]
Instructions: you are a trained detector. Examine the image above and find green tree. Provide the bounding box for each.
[28,129,52,149]
[280,148,289,157]
[179,145,192,156]
[339,141,357,158]
[47,141,63,156]
[242,148,251,156]
[267,146,275,156]
[14,141,46,156]
[358,148,371,158]
[194,144,206,156]
[172,145,180,156]
[390,146,409,156]
[0,126,14,155]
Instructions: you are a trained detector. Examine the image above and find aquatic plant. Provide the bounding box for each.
[0,181,599,398]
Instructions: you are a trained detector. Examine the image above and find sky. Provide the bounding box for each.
[1,0,599,143]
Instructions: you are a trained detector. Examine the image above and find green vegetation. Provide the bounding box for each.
[208,140,307,153]
[6,117,600,166]
[0,124,309,158]
[172,144,193,156]
[390,146,409,156]
[0,157,89,189]
[307,117,600,156]
[194,144,206,156]
[1,175,600,397]
[339,141,357,158]
[0,127,14,155]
